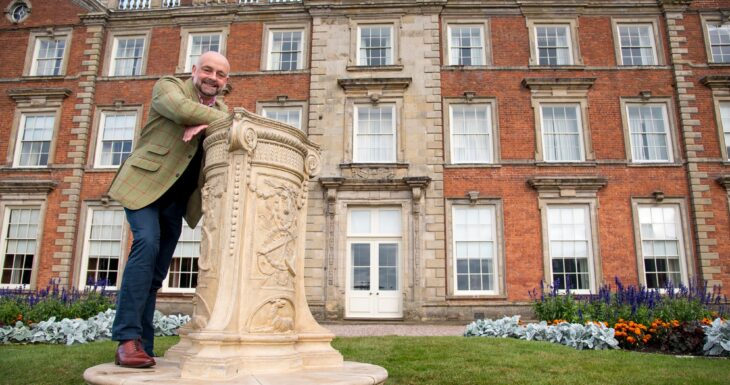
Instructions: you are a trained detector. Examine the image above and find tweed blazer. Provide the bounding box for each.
[108,76,229,227]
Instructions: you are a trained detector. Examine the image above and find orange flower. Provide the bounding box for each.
[626,336,636,344]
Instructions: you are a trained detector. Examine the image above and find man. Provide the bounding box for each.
[107,51,231,368]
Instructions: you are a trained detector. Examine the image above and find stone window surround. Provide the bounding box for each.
[23,28,73,77]
[176,25,230,74]
[528,176,607,294]
[442,95,501,166]
[338,77,411,165]
[525,18,584,67]
[0,182,53,289]
[630,197,694,289]
[700,13,730,66]
[444,196,506,299]
[523,78,595,164]
[619,96,681,165]
[5,0,31,24]
[441,17,491,67]
[102,29,151,77]
[5,88,70,169]
[610,17,665,66]
[719,176,730,216]
[256,98,309,133]
[88,103,144,169]
[260,22,310,71]
[701,75,730,162]
[74,201,128,291]
[347,16,403,71]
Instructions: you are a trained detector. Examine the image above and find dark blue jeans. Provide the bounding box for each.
[111,197,185,356]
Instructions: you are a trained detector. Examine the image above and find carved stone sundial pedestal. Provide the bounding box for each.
[84,109,387,385]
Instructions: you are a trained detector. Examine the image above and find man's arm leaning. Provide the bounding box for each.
[151,77,229,126]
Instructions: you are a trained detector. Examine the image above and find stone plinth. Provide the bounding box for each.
[84,109,387,384]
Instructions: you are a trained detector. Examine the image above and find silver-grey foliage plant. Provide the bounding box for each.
[464,316,619,351]
[702,318,730,356]
[0,309,190,345]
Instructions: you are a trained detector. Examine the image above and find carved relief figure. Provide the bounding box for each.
[255,181,300,288]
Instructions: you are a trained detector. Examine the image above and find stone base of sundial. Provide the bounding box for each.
[84,359,387,385]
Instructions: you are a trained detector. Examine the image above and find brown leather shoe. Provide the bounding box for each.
[115,339,156,368]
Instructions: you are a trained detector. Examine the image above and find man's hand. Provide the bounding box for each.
[183,124,208,142]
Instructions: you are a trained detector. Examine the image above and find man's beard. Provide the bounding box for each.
[196,79,220,97]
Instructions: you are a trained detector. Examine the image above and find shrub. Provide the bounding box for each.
[0,280,115,326]
[703,318,730,356]
[464,316,618,351]
[529,277,726,327]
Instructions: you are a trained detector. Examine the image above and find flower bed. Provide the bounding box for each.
[466,278,729,356]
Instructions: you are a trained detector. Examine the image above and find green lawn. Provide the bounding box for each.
[0,336,728,385]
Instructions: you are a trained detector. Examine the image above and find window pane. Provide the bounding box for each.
[350,210,371,234]
[352,243,370,290]
[449,26,484,66]
[453,206,495,292]
[99,113,135,167]
[638,205,683,289]
[18,115,54,167]
[359,26,392,66]
[2,208,40,285]
[34,38,65,76]
[541,105,582,161]
[548,206,591,290]
[451,104,492,163]
[263,107,302,130]
[628,104,670,162]
[378,243,397,291]
[618,24,656,65]
[378,209,401,235]
[85,210,125,287]
[355,105,395,163]
[167,224,201,290]
[270,30,303,71]
[188,34,220,71]
[536,25,571,65]
[113,37,145,76]
[721,102,730,159]
[708,24,730,63]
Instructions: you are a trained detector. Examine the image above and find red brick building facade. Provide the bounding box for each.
[0,0,728,321]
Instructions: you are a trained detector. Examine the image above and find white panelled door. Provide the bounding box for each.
[346,208,402,319]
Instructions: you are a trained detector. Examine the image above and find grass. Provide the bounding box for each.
[0,336,728,385]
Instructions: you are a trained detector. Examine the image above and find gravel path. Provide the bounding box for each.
[321,323,467,337]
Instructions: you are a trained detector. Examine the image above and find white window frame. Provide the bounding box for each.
[356,24,394,67]
[527,19,583,67]
[78,206,127,291]
[266,29,304,71]
[449,103,494,164]
[451,205,500,296]
[12,112,57,168]
[107,34,148,77]
[539,103,585,163]
[715,99,730,161]
[262,106,303,130]
[622,100,676,164]
[544,204,596,294]
[701,16,730,64]
[446,24,487,66]
[161,223,201,294]
[346,207,402,292]
[353,104,397,163]
[93,111,138,169]
[25,29,72,77]
[613,21,660,66]
[177,27,228,74]
[0,205,42,289]
[631,199,693,289]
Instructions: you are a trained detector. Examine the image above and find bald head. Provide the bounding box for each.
[191,51,230,99]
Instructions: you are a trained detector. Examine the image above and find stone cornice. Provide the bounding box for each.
[80,11,109,25]
[319,175,430,192]
[7,87,72,101]
[700,75,730,90]
[527,176,608,197]
[338,77,412,93]
[0,179,58,195]
[522,77,596,91]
